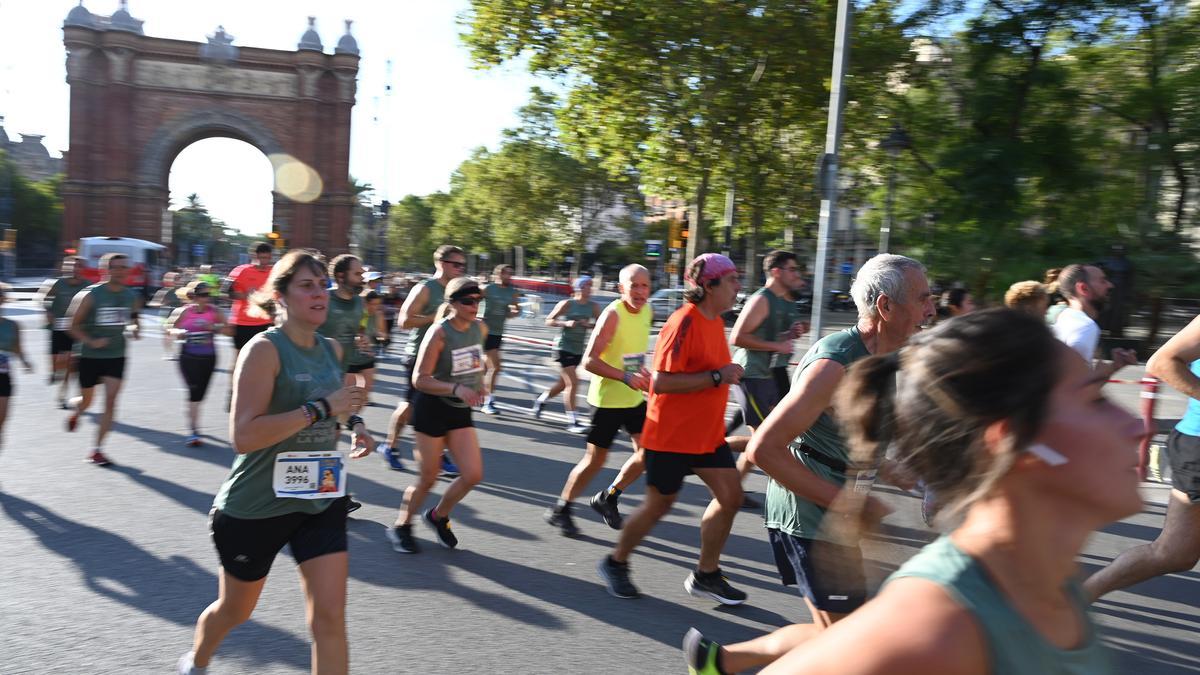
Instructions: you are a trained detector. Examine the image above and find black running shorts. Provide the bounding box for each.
[411,391,474,438]
[51,330,75,355]
[586,402,646,449]
[644,443,736,496]
[484,333,503,351]
[769,528,867,614]
[0,373,11,397]
[78,357,126,389]
[347,359,376,374]
[555,350,583,368]
[233,323,271,351]
[1168,429,1200,502]
[210,496,350,582]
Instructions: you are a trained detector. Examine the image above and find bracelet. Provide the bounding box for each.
[301,403,316,426]
[316,398,331,419]
[306,400,326,423]
[347,414,365,432]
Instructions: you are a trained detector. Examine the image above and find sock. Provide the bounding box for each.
[484,394,494,404]
[555,498,570,512]
[536,391,549,403]
[429,506,439,520]
[606,486,623,502]
[568,410,579,424]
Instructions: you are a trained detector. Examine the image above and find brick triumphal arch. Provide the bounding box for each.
[62,3,359,254]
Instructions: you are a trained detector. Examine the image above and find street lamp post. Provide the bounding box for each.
[878,125,911,254]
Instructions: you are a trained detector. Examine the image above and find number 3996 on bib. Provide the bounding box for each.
[272,451,346,499]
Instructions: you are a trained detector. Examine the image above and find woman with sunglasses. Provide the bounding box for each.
[165,280,227,446]
[386,277,487,553]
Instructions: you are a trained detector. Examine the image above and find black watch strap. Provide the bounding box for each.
[710,369,722,387]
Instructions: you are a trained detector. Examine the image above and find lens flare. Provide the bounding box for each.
[269,153,323,203]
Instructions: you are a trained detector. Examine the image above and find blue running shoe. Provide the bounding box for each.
[441,452,460,478]
[377,444,405,471]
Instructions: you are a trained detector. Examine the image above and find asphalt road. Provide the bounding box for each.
[1,299,1197,674]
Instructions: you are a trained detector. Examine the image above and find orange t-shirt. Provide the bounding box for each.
[641,303,731,455]
[227,263,273,326]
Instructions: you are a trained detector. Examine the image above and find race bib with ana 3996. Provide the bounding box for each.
[272,451,346,499]
[450,344,484,376]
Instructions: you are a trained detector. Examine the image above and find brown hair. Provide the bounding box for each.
[493,264,514,279]
[1055,264,1090,300]
[1004,281,1048,316]
[99,252,129,271]
[435,277,482,321]
[763,250,798,275]
[249,249,327,319]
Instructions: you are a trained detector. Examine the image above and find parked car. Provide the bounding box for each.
[649,288,686,322]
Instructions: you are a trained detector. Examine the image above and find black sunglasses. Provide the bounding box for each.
[455,295,482,307]
[441,260,466,269]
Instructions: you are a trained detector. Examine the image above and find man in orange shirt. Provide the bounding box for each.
[597,253,747,604]
[221,243,274,408]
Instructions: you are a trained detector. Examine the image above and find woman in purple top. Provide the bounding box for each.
[166,280,227,446]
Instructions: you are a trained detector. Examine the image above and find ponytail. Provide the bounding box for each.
[435,300,454,322]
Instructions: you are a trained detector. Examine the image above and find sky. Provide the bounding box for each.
[0,0,540,236]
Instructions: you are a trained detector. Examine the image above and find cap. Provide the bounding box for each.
[573,276,592,291]
[449,283,482,301]
[686,253,737,285]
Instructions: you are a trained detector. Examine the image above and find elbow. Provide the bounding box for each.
[582,356,601,376]
[1145,353,1166,380]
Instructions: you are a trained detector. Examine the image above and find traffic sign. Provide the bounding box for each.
[192,243,206,259]
[645,240,663,258]
[839,262,853,274]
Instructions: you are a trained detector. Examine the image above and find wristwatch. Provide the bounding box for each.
[710,370,722,387]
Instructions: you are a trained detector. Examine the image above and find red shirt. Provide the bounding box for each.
[641,303,731,455]
[227,263,273,326]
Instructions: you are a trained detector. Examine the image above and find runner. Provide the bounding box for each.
[546,264,652,536]
[222,243,275,408]
[728,250,807,508]
[151,272,186,361]
[385,277,487,553]
[479,264,523,415]
[377,245,467,475]
[317,254,366,376]
[65,253,142,466]
[1083,313,1200,602]
[936,287,975,321]
[165,281,227,446]
[533,277,600,434]
[177,249,370,675]
[703,309,1142,674]
[1048,263,1137,378]
[1004,280,1050,318]
[34,256,89,407]
[353,289,386,403]
[681,254,933,670]
[596,254,747,603]
[0,284,34,455]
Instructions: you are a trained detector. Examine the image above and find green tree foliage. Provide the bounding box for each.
[0,150,63,268]
[388,194,439,270]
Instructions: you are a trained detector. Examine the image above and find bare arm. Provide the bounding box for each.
[583,308,637,385]
[507,290,524,318]
[546,299,571,327]
[730,293,790,353]
[35,279,56,322]
[398,284,433,330]
[230,339,314,454]
[66,292,94,344]
[413,326,456,397]
[1147,313,1200,401]
[652,369,726,394]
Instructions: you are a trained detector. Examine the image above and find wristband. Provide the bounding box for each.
[622,372,633,387]
[301,403,316,426]
[316,398,331,419]
[452,383,461,398]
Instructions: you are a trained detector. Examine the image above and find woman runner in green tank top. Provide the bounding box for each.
[179,250,370,675]
[738,310,1144,675]
[386,277,488,554]
[0,285,33,458]
[533,277,600,433]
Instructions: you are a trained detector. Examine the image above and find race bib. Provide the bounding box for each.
[273,451,346,499]
[450,344,484,377]
[185,331,213,345]
[851,469,877,495]
[622,353,644,374]
[54,317,71,331]
[95,307,129,327]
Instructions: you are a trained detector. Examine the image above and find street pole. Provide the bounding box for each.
[881,159,895,254]
[810,0,853,340]
[722,178,734,259]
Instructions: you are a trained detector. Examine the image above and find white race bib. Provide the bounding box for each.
[272,451,346,499]
[450,344,484,377]
[95,307,129,327]
[851,469,877,495]
[185,331,213,345]
[54,317,71,331]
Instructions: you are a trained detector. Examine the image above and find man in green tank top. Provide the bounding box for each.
[534,277,601,433]
[317,254,366,372]
[546,264,653,536]
[65,253,143,467]
[479,264,524,415]
[377,244,466,474]
[35,256,90,404]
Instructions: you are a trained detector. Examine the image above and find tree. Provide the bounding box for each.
[388,194,438,270]
[0,150,63,268]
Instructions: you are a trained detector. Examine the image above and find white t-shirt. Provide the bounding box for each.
[1051,307,1099,363]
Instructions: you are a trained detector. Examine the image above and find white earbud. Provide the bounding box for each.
[1027,443,1069,467]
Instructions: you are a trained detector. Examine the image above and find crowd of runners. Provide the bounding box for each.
[8,242,1198,675]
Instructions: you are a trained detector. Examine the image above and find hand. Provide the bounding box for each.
[718,363,744,386]
[326,385,366,417]
[626,368,651,392]
[1110,347,1137,369]
[789,321,810,339]
[130,325,141,341]
[773,340,794,355]
[563,319,578,329]
[457,385,486,407]
[355,335,370,351]
[348,423,376,459]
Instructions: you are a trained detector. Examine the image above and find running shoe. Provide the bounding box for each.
[684,569,747,606]
[480,401,499,415]
[386,524,419,554]
[566,422,590,435]
[424,508,458,549]
[176,651,207,675]
[682,627,723,675]
[58,398,69,410]
[590,491,624,530]
[531,396,545,418]
[440,452,460,478]
[741,492,762,510]
[597,556,639,599]
[346,497,362,514]
[186,434,202,448]
[66,413,79,432]
[377,444,406,471]
[85,449,113,467]
[545,505,580,537]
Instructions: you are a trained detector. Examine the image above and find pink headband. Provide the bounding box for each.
[688,253,737,285]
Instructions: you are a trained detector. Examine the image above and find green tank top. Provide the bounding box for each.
[317,290,365,370]
[432,319,484,408]
[887,536,1114,675]
[734,287,800,379]
[0,319,15,374]
[405,278,447,357]
[554,299,595,354]
[480,284,519,335]
[80,283,138,359]
[586,299,651,409]
[213,328,343,519]
[46,277,89,329]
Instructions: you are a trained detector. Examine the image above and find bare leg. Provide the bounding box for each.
[484,349,502,395]
[359,368,376,405]
[435,428,483,516]
[394,432,444,526]
[386,401,412,447]
[612,486,677,563]
[190,569,267,668]
[719,623,826,673]
[96,376,123,448]
[1083,489,1200,601]
[692,467,743,573]
[561,444,610,502]
[544,367,568,400]
[562,367,580,413]
[612,439,646,492]
[297,552,350,675]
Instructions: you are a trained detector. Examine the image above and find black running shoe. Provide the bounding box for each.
[424,508,458,549]
[545,505,580,537]
[386,524,419,554]
[684,569,747,606]
[597,556,639,599]
[590,491,624,530]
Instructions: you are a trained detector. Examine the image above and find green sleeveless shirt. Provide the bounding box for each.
[554,299,595,355]
[586,299,651,409]
[734,287,800,379]
[481,283,520,336]
[0,319,16,374]
[212,328,343,519]
[405,277,447,357]
[46,277,89,330]
[432,319,485,408]
[79,283,138,359]
[887,536,1114,674]
[317,290,365,370]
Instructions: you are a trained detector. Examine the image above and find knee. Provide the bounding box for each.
[1155,543,1200,573]
[716,485,744,512]
[214,597,256,626]
[460,465,483,487]
[307,604,346,641]
[414,470,439,491]
[583,447,609,467]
